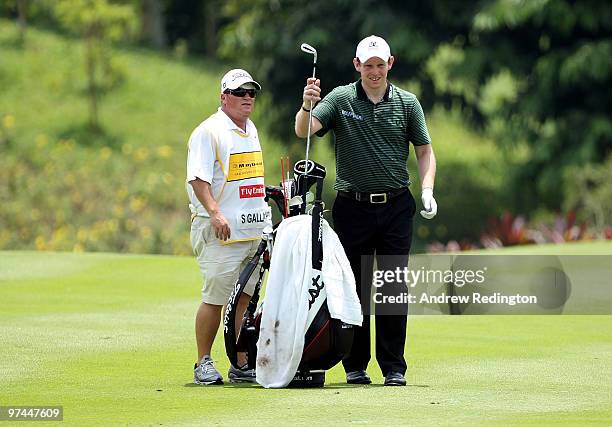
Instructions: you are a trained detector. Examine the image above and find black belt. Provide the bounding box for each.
[338,188,407,204]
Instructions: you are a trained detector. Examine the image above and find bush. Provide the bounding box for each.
[428,210,608,253]
[0,126,191,255]
[564,155,612,233]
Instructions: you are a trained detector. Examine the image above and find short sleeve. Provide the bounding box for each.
[312,87,341,137]
[186,126,215,184]
[408,97,432,146]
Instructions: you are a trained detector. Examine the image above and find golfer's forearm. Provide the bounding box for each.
[295,107,310,138]
[295,103,324,138]
[416,146,436,190]
[190,179,221,215]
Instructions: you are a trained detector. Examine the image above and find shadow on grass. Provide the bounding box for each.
[56,123,122,149]
[184,382,430,389]
[326,382,430,388]
[183,382,260,389]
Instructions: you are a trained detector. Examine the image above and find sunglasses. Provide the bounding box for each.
[225,88,258,98]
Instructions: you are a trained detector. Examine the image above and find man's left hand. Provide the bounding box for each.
[420,187,437,219]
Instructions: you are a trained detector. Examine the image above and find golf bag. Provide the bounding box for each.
[223,159,355,387]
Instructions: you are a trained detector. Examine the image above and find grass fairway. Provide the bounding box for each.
[1,245,611,425]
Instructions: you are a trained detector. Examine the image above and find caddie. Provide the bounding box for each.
[186,68,271,385]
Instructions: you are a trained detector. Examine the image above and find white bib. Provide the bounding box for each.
[186,110,272,244]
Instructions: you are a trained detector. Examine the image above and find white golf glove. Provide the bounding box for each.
[420,187,437,220]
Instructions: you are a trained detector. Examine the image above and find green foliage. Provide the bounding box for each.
[0,23,345,254]
[0,128,189,254]
[473,0,551,30]
[426,44,477,103]
[564,155,612,231]
[0,22,225,255]
[409,108,508,247]
[55,0,136,41]
[0,20,511,254]
[477,69,521,115]
[4,0,609,255]
[217,0,611,220]
[0,0,57,24]
[219,0,476,140]
[429,0,612,212]
[218,1,515,247]
[559,39,612,84]
[54,0,137,131]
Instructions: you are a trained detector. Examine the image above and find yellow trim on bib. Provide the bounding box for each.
[232,129,250,138]
[219,236,260,245]
[213,135,228,199]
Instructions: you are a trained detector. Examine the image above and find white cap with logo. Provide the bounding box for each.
[220,69,262,93]
[355,35,391,63]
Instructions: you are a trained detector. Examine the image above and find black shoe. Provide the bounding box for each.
[384,372,406,386]
[346,370,371,384]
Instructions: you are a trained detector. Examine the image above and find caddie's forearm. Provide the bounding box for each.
[190,178,221,216]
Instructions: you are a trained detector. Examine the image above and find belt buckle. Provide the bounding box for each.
[369,193,387,204]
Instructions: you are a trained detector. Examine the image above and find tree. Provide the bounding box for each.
[17,0,27,44]
[203,0,219,58]
[139,0,167,48]
[163,0,223,57]
[219,0,611,214]
[565,154,612,230]
[218,0,476,140]
[0,0,30,45]
[426,0,612,211]
[54,0,136,132]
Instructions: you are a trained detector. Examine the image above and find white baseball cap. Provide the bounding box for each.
[220,69,261,93]
[355,35,391,63]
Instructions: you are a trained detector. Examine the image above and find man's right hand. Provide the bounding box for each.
[295,78,324,138]
[302,77,321,109]
[210,212,231,241]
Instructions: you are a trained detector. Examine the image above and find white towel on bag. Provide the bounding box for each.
[256,215,362,388]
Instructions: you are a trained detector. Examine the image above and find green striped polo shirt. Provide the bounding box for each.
[313,80,431,192]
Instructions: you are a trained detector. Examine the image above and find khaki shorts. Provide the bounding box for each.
[190,216,261,305]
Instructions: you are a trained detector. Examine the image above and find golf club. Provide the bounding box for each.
[300,43,317,212]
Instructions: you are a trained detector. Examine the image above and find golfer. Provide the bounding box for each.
[187,69,271,385]
[295,35,437,386]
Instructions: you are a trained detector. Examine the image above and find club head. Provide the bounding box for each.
[300,43,317,63]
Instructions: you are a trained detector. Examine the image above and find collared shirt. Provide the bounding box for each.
[313,80,431,192]
[186,108,271,243]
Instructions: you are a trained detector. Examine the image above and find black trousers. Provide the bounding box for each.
[332,190,416,376]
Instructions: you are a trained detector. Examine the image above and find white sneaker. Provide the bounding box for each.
[194,356,223,385]
[228,364,256,383]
